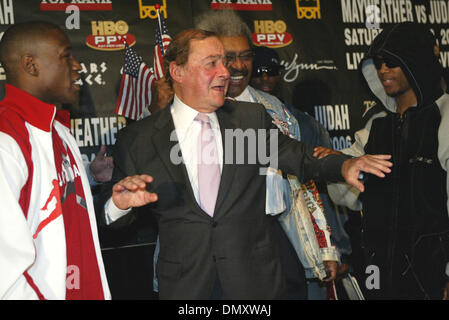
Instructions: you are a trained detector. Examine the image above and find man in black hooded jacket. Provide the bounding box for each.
[324,22,449,299]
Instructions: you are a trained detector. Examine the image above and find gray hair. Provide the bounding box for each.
[194,10,253,48]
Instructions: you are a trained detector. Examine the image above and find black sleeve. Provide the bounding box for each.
[262,108,351,183]
[99,127,140,230]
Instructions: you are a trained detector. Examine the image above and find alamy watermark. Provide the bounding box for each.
[365,264,380,290]
[169,128,279,175]
[66,265,80,290]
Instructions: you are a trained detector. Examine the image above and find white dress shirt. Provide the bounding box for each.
[170,94,223,203]
[105,94,223,223]
[234,86,255,103]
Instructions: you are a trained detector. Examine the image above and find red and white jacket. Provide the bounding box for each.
[0,85,110,300]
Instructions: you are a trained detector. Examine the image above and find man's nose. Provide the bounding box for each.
[227,57,246,71]
[218,60,230,79]
[378,63,390,73]
[72,56,82,72]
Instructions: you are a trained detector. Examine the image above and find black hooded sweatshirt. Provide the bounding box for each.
[359,22,449,299]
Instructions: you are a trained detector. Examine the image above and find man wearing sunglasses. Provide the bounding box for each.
[325,22,449,300]
[249,46,283,97]
[195,10,342,300]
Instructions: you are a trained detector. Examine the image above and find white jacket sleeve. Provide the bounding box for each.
[437,95,449,219]
[436,95,449,278]
[0,133,38,299]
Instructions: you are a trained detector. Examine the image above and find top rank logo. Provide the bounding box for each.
[40,0,112,11]
[211,0,272,11]
[296,0,321,20]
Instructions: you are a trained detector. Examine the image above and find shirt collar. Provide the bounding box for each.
[55,109,71,130]
[233,86,255,103]
[171,94,200,132]
[1,84,71,132]
[170,94,219,130]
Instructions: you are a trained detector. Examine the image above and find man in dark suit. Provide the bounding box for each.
[104,29,392,299]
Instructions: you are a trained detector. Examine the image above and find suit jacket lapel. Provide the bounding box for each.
[151,107,200,213]
[152,102,241,219]
[214,102,240,218]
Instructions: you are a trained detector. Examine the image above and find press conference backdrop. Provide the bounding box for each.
[2,0,449,160]
[1,0,449,299]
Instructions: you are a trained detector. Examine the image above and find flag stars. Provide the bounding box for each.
[124,44,142,78]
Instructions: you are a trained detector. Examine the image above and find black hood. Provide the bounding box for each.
[360,22,443,113]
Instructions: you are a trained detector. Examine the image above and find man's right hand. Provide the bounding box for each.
[112,174,158,210]
[341,154,393,192]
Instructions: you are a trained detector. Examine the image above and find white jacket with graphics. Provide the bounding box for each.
[0,85,110,300]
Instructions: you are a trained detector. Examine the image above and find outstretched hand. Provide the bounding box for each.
[112,174,158,210]
[342,154,393,192]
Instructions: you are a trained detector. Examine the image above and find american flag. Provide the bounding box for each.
[153,10,172,80]
[115,43,155,120]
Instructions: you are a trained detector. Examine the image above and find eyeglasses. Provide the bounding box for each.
[373,56,401,70]
[225,51,255,65]
[252,66,281,78]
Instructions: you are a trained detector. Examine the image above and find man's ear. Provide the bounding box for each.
[21,54,39,77]
[169,61,184,84]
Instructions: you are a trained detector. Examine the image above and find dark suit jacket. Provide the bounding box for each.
[109,100,348,299]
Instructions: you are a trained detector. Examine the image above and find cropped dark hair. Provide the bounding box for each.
[0,21,61,82]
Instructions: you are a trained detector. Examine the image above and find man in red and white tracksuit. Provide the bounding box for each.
[0,22,110,300]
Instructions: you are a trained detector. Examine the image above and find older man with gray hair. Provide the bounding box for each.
[195,10,344,300]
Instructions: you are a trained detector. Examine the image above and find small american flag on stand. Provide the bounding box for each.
[115,43,155,120]
[153,5,172,80]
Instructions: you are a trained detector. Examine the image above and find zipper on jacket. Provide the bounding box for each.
[387,112,406,294]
